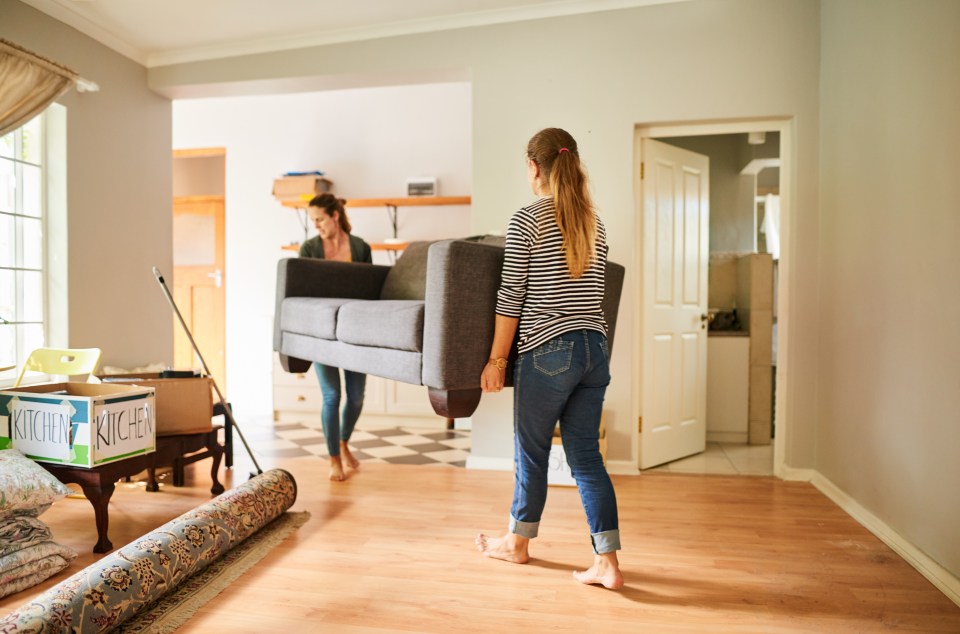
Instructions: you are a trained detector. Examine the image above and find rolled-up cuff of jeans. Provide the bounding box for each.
[591,529,621,554]
[509,516,539,539]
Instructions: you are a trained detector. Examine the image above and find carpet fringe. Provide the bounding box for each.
[120,511,310,634]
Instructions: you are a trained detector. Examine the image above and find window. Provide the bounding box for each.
[0,114,46,374]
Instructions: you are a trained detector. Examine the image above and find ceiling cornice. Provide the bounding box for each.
[18,0,148,65]
[18,0,689,69]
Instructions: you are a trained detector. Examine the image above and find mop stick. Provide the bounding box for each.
[152,267,264,476]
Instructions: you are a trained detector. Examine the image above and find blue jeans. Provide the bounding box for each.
[510,329,620,554]
[314,363,366,457]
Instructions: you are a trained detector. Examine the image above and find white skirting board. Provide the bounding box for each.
[809,472,960,608]
[466,455,513,471]
[466,457,640,475]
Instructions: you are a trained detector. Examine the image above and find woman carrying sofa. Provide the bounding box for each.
[299,193,372,481]
[475,128,623,589]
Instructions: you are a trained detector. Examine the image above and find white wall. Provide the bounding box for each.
[818,0,960,578]
[1,1,174,369]
[172,82,472,418]
[153,0,823,470]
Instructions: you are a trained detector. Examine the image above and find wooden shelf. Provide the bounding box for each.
[279,195,471,246]
[280,196,470,209]
[345,196,471,207]
[371,241,411,251]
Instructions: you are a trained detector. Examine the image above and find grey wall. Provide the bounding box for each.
[818,0,960,577]
[0,1,174,369]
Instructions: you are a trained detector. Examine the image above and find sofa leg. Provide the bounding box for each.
[278,354,311,373]
[428,388,482,419]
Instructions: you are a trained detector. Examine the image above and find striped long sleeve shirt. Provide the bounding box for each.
[496,196,609,353]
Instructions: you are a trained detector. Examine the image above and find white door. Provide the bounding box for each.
[639,139,710,469]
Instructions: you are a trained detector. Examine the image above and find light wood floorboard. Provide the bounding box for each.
[2,456,958,632]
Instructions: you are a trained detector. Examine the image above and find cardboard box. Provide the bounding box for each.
[272,175,333,204]
[100,374,213,436]
[0,382,155,467]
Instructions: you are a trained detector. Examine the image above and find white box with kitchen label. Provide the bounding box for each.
[0,382,156,468]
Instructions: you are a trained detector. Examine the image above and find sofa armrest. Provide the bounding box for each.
[274,257,391,352]
[603,261,626,354]
[422,240,506,391]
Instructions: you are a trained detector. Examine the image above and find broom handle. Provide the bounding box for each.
[152,267,263,474]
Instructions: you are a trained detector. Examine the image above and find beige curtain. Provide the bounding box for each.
[0,39,78,137]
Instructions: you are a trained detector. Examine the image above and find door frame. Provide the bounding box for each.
[634,118,793,478]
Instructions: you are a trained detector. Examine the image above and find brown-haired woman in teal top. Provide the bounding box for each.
[299,193,372,481]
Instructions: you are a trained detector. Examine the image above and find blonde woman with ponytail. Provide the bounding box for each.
[476,128,623,590]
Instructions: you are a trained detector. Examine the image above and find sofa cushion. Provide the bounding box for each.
[336,300,425,352]
[280,297,355,340]
[380,241,432,301]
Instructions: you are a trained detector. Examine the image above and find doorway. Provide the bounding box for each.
[172,148,227,392]
[635,119,792,477]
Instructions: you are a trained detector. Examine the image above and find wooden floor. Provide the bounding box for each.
[2,454,959,633]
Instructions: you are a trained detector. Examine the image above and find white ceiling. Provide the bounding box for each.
[18,0,684,68]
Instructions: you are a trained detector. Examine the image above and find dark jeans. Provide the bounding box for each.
[313,363,366,457]
[509,329,620,554]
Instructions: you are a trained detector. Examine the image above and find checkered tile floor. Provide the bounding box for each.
[261,422,471,467]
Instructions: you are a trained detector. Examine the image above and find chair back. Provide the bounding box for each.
[13,348,102,388]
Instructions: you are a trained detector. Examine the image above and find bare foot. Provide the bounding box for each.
[475,532,530,564]
[329,455,346,482]
[341,441,360,469]
[573,552,624,590]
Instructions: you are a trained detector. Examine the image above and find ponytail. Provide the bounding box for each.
[527,128,596,278]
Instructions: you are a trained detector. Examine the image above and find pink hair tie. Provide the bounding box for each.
[558,147,570,154]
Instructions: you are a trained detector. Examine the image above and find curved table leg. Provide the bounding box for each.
[208,441,225,495]
[145,467,160,492]
[80,482,116,553]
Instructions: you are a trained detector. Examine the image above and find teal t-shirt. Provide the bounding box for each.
[299,234,372,264]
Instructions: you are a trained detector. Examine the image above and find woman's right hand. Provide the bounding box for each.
[481,363,505,392]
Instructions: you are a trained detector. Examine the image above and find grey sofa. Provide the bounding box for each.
[274,238,625,418]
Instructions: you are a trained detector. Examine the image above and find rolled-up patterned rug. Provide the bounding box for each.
[0,468,297,633]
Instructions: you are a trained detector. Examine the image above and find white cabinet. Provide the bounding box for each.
[272,355,443,427]
[706,336,750,443]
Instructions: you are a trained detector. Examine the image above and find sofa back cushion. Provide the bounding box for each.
[380,241,432,300]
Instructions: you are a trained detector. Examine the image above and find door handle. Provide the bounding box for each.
[207,269,223,288]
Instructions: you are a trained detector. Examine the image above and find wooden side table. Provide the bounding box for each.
[146,427,225,495]
[40,454,156,553]
[39,427,226,553]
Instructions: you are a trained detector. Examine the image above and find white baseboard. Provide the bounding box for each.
[606,459,640,476]
[810,471,960,608]
[776,464,816,481]
[467,456,639,475]
[466,455,513,471]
